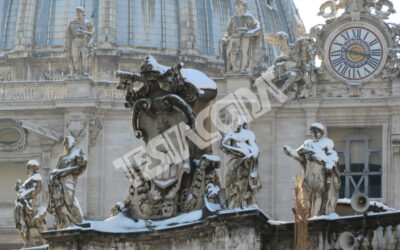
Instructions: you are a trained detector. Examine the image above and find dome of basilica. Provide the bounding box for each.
[0,0,302,74]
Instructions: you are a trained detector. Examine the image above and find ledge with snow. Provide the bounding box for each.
[42,204,400,249]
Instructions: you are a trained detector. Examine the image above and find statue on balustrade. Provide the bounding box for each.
[259,35,317,99]
[221,116,261,209]
[223,0,261,74]
[284,123,341,217]
[47,136,87,229]
[65,7,95,76]
[14,160,47,248]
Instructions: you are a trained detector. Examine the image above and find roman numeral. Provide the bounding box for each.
[363,31,369,40]
[352,29,361,39]
[369,39,378,47]
[341,31,350,41]
[332,58,343,67]
[357,69,361,78]
[333,41,343,47]
[364,67,371,74]
[371,49,381,57]
[367,57,379,69]
[330,50,341,57]
[340,65,349,75]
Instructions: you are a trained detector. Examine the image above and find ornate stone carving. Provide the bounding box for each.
[65,7,95,76]
[39,69,65,81]
[88,117,103,146]
[317,81,392,97]
[111,55,219,220]
[318,0,395,21]
[257,37,317,99]
[0,71,11,82]
[47,136,88,229]
[284,123,341,217]
[66,117,87,141]
[222,0,262,74]
[221,116,261,209]
[14,160,47,248]
[0,119,27,151]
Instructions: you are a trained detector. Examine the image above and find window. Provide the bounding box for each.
[329,127,382,198]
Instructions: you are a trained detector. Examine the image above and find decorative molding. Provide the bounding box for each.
[88,117,103,146]
[66,116,87,141]
[0,119,27,152]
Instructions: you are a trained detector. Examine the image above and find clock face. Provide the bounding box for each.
[326,25,387,83]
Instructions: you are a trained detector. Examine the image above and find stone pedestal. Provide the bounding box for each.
[224,73,253,94]
[43,209,268,250]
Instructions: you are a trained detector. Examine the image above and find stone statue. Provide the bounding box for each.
[221,116,261,209]
[318,0,395,20]
[224,0,261,74]
[48,136,87,229]
[258,36,317,99]
[14,160,47,248]
[111,55,220,220]
[65,7,95,76]
[284,123,340,217]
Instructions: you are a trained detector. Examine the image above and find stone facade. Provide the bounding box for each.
[0,0,400,249]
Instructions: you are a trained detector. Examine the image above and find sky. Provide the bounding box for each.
[292,0,400,32]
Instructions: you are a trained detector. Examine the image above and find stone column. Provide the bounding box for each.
[390,112,400,208]
[14,0,38,50]
[177,0,198,55]
[98,0,117,48]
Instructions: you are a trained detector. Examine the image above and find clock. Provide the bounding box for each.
[324,22,389,83]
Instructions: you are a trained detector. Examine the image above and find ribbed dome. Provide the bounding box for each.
[0,0,301,64]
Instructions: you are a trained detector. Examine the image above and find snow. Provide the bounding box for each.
[146,55,216,90]
[221,128,259,159]
[218,204,260,214]
[309,213,341,220]
[181,69,217,90]
[23,244,49,250]
[268,220,289,226]
[66,136,75,149]
[311,122,325,132]
[338,198,397,211]
[28,159,40,167]
[30,173,42,182]
[64,148,81,160]
[63,210,204,233]
[201,154,220,162]
[204,196,221,212]
[300,137,338,169]
[154,178,176,187]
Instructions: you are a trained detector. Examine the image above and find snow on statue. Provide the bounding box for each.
[221,116,261,209]
[47,136,87,229]
[284,123,341,217]
[14,160,47,248]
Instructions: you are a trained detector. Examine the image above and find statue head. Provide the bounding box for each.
[310,123,325,140]
[75,7,85,22]
[161,198,176,217]
[234,0,248,15]
[26,160,39,176]
[63,136,76,151]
